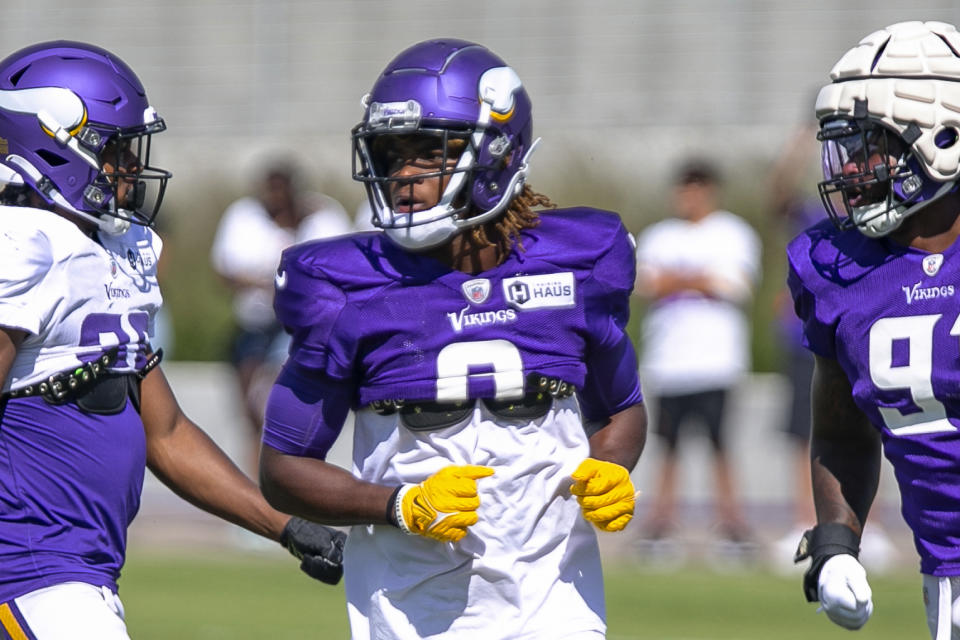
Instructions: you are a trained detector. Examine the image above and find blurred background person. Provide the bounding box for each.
[352,198,378,232]
[767,119,822,568]
[210,159,351,474]
[634,158,762,565]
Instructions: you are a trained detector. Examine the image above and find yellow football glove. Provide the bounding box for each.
[394,465,495,543]
[570,458,636,532]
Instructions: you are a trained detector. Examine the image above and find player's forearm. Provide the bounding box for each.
[586,402,647,471]
[146,420,288,541]
[260,444,396,526]
[810,422,881,534]
[809,354,881,534]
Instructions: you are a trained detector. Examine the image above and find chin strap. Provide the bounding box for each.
[450,136,541,232]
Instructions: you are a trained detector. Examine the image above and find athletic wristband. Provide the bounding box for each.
[385,485,403,528]
[794,523,861,602]
[388,485,415,535]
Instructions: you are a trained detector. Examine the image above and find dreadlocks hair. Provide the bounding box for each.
[469,184,555,261]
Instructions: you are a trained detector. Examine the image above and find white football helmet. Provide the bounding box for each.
[816,21,960,237]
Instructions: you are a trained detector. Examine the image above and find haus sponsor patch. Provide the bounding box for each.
[502,272,576,310]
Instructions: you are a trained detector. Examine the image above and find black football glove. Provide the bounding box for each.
[279,517,346,585]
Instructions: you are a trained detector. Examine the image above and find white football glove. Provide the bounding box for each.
[818,554,873,630]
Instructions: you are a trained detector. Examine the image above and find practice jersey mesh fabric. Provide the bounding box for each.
[265,207,643,639]
[788,218,960,576]
[0,205,161,601]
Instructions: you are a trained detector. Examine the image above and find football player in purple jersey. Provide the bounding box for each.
[0,41,344,638]
[789,21,960,639]
[259,39,646,639]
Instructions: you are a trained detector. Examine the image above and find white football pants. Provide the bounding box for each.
[3,582,129,640]
[924,574,960,640]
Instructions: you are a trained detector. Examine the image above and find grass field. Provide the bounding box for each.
[119,551,929,639]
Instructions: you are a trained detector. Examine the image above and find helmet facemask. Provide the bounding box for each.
[818,117,956,238]
[353,127,476,231]
[86,118,170,231]
[352,105,534,252]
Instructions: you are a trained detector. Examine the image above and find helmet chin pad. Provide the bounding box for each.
[385,217,460,251]
[850,202,908,237]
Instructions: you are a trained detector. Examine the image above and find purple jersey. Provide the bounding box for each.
[788,219,960,575]
[265,207,642,456]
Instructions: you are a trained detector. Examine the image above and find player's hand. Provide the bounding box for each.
[396,465,495,543]
[817,554,873,630]
[280,517,347,585]
[570,458,635,532]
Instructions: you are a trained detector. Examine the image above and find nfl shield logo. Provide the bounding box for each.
[462,278,491,305]
[923,254,944,276]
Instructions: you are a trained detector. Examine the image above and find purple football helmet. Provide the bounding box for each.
[352,39,539,250]
[0,41,170,234]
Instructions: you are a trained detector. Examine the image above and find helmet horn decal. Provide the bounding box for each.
[0,87,86,132]
[478,67,523,123]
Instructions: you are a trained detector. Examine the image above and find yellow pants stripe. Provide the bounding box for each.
[0,603,29,640]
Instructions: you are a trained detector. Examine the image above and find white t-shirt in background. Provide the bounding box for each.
[210,193,352,330]
[635,210,761,395]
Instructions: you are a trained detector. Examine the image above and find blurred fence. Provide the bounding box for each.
[5,2,960,369]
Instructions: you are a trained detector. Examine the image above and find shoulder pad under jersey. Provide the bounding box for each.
[527,207,636,295]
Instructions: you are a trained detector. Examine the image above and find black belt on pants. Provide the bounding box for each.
[370,374,576,431]
[2,348,163,414]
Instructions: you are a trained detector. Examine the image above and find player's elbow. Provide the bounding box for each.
[258,445,295,512]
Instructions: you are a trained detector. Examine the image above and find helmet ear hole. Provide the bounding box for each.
[36,149,68,166]
[934,127,958,149]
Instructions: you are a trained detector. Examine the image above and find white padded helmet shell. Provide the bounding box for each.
[815,21,960,182]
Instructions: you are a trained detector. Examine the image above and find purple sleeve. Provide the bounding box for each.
[261,363,353,459]
[579,220,643,421]
[273,245,354,378]
[786,245,838,359]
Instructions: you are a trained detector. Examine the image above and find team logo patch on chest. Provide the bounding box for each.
[503,272,576,310]
[923,253,944,276]
[461,278,491,305]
